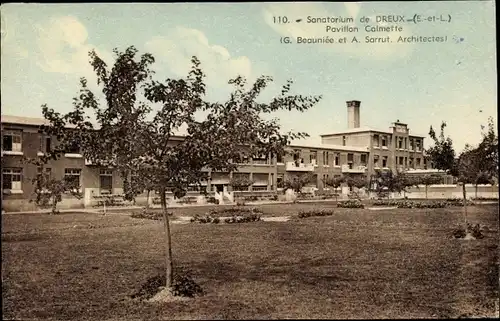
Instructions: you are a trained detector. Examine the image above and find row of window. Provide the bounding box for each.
[373,155,426,168]
[2,168,113,193]
[372,134,422,151]
[289,150,368,167]
[2,130,80,154]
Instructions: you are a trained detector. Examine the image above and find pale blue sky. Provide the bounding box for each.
[1,2,496,152]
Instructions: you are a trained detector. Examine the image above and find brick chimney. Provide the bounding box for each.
[347,100,361,129]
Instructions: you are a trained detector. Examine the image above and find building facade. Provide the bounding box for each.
[2,100,436,211]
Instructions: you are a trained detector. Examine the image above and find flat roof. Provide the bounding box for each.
[288,142,369,152]
[320,126,425,138]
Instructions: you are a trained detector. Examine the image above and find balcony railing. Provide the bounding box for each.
[286,161,315,172]
[341,164,367,173]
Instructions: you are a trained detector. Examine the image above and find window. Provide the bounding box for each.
[409,157,414,168]
[404,138,408,149]
[404,157,408,167]
[271,173,274,190]
[2,130,22,152]
[382,156,388,168]
[347,153,354,163]
[397,137,403,149]
[277,175,284,188]
[381,136,387,147]
[276,153,284,164]
[360,154,367,165]
[3,168,22,191]
[409,139,414,150]
[64,168,81,189]
[310,151,317,165]
[374,155,380,167]
[100,169,113,194]
[416,140,421,151]
[342,136,346,146]
[424,158,428,169]
[334,154,340,166]
[66,143,80,154]
[39,136,52,153]
[323,151,329,166]
[399,157,404,165]
[416,158,421,167]
[373,134,380,147]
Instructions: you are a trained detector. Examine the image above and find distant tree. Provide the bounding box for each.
[23,157,82,215]
[283,173,315,193]
[417,174,442,199]
[229,176,254,191]
[38,46,322,292]
[426,121,456,172]
[323,175,344,202]
[343,174,368,199]
[371,170,402,199]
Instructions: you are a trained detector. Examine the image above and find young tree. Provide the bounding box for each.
[343,174,368,199]
[418,174,442,199]
[283,173,315,194]
[323,176,344,202]
[29,164,82,214]
[229,175,254,192]
[370,170,402,199]
[22,133,84,214]
[38,46,322,292]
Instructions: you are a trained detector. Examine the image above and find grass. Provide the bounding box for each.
[2,203,498,320]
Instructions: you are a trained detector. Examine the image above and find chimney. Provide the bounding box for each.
[347,100,361,129]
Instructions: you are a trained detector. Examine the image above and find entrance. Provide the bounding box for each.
[214,184,224,193]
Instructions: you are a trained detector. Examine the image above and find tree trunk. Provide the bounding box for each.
[160,187,174,289]
[475,184,478,199]
[51,195,58,215]
[146,190,151,209]
[462,183,468,225]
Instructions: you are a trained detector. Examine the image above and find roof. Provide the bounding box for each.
[320,127,392,136]
[288,142,369,152]
[1,115,52,127]
[320,126,425,138]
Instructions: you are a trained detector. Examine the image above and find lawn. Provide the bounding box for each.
[2,203,498,320]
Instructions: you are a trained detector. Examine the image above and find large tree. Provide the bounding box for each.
[426,121,456,171]
[38,46,322,291]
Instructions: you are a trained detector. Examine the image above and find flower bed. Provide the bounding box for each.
[191,207,263,224]
[298,209,334,219]
[337,200,365,208]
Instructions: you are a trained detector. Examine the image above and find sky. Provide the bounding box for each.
[1,1,497,152]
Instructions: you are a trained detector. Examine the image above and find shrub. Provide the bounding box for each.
[131,273,203,300]
[236,200,246,206]
[192,207,262,224]
[271,195,278,201]
[452,223,484,239]
[471,197,499,201]
[171,274,204,298]
[337,200,364,208]
[452,226,467,239]
[372,200,399,206]
[190,213,219,224]
[298,209,334,218]
[445,198,475,207]
[131,208,173,220]
[207,197,219,205]
[396,200,448,208]
[224,213,261,223]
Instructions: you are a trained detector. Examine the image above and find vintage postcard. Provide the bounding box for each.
[1,1,498,320]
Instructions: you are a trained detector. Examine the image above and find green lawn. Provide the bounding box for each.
[2,203,498,320]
